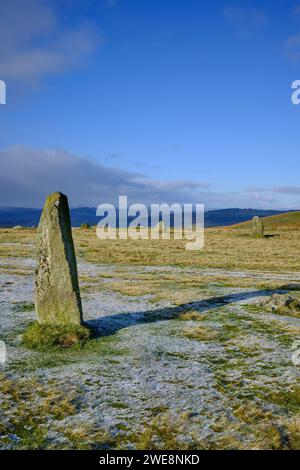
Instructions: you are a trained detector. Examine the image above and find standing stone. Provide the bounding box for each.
[35,192,83,325]
[251,216,264,238]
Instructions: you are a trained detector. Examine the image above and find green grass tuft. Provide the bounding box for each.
[13,302,35,312]
[22,321,91,350]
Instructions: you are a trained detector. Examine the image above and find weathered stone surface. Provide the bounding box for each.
[251,216,264,238]
[262,293,300,316]
[35,192,83,325]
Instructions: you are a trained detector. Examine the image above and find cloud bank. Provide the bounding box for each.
[0,146,298,210]
[0,146,209,207]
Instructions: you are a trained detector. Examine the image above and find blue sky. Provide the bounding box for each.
[1,0,300,208]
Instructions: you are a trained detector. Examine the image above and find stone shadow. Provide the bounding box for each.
[87,287,290,338]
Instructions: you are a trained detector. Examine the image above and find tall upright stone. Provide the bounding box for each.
[35,192,83,325]
[251,216,264,238]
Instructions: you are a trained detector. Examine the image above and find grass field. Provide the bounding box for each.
[2,221,300,273]
[0,214,299,449]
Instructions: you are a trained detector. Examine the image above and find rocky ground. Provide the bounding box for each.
[0,252,300,449]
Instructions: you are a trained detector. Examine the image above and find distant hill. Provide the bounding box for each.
[0,207,42,227]
[0,206,291,228]
[203,208,288,227]
[232,210,300,231]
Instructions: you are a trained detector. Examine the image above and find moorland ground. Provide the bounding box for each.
[0,223,299,449]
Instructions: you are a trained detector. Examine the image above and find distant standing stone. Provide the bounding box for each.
[251,216,264,238]
[154,221,166,233]
[35,192,83,325]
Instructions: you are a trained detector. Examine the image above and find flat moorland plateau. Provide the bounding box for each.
[0,225,299,450]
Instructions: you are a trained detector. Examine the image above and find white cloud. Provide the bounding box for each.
[223,5,267,38]
[286,32,300,63]
[0,0,102,82]
[284,4,300,63]
[272,186,300,195]
[246,185,300,196]
[103,0,119,8]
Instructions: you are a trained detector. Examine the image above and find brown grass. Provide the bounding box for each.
[2,226,300,272]
[182,325,219,341]
[74,226,300,272]
[286,415,300,449]
[179,310,207,321]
